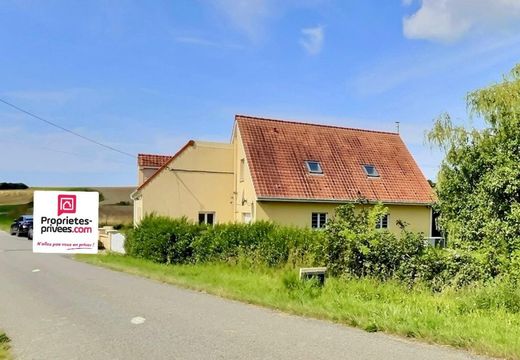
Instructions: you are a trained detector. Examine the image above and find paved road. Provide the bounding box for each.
[0,231,489,360]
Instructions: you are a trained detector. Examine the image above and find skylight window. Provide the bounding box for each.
[305,161,323,174]
[363,164,379,177]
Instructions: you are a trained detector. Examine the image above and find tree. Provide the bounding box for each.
[427,64,520,256]
[0,182,29,190]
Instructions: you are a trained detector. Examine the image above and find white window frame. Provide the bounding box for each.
[363,164,379,177]
[311,212,327,229]
[305,160,323,174]
[242,212,252,224]
[376,214,389,229]
[198,212,216,225]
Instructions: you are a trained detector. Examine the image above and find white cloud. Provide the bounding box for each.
[353,33,520,95]
[175,36,222,47]
[403,0,520,42]
[210,0,271,40]
[174,36,242,49]
[207,0,325,41]
[300,26,324,55]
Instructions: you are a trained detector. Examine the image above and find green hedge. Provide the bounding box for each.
[125,216,204,264]
[125,205,511,290]
[125,216,324,267]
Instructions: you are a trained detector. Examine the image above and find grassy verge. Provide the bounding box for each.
[77,253,520,359]
[0,331,11,360]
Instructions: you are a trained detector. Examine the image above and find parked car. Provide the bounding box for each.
[10,215,33,237]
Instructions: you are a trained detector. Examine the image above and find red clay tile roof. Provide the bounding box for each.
[236,115,434,204]
[138,154,172,168]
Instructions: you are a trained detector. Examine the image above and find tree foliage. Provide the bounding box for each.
[323,203,426,280]
[0,182,28,190]
[427,64,520,255]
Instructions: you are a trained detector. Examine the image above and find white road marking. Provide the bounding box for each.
[131,316,146,325]
[32,269,40,273]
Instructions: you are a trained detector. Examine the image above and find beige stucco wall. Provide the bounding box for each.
[134,197,143,224]
[233,126,257,222]
[256,201,431,235]
[138,167,159,186]
[135,141,234,224]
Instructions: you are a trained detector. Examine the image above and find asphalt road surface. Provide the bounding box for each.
[0,231,489,360]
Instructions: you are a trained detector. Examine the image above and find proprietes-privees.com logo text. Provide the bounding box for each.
[40,194,93,234]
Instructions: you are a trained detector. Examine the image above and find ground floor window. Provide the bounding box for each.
[198,212,215,225]
[242,212,252,224]
[376,214,389,229]
[311,212,327,229]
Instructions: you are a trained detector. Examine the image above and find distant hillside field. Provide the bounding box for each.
[0,189,32,205]
[0,187,134,205]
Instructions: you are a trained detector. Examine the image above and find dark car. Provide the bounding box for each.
[10,215,33,237]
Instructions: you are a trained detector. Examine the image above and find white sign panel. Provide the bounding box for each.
[33,191,99,254]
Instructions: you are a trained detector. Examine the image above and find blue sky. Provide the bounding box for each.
[1,0,520,186]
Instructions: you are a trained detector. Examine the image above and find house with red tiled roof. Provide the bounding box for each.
[132,115,435,236]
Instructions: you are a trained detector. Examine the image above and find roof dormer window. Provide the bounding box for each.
[363,164,379,177]
[305,160,323,174]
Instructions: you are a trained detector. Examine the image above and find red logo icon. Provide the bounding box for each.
[58,194,76,216]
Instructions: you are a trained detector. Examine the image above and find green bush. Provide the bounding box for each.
[321,203,496,290]
[125,205,519,290]
[129,217,323,268]
[191,221,322,267]
[396,247,486,290]
[192,222,268,263]
[323,203,425,280]
[271,225,325,267]
[125,215,205,264]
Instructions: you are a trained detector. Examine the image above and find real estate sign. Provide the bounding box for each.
[33,191,99,254]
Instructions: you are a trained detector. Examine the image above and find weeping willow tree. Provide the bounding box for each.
[427,64,520,256]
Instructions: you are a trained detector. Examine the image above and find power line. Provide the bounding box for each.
[0,97,135,159]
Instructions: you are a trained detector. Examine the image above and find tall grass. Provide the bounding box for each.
[78,253,520,359]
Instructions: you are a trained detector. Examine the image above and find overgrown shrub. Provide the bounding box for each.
[323,204,425,280]
[124,215,205,263]
[321,203,496,289]
[126,205,517,290]
[192,222,270,263]
[271,225,325,267]
[396,247,487,290]
[129,217,323,268]
[191,221,322,267]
